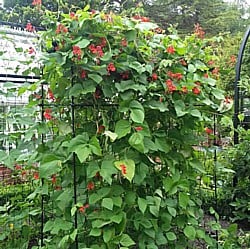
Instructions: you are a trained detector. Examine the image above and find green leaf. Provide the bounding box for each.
[189,109,202,119]
[103,228,114,243]
[101,198,113,210]
[154,137,170,153]
[111,212,124,223]
[100,158,117,184]
[129,100,145,123]
[174,100,187,117]
[129,61,145,74]
[178,192,189,209]
[189,159,206,174]
[75,145,91,163]
[88,74,103,84]
[167,206,176,217]
[89,136,102,156]
[166,232,176,241]
[138,197,147,214]
[39,160,62,178]
[184,225,196,240]
[112,196,122,207]
[188,64,196,73]
[76,39,90,48]
[89,193,102,204]
[211,88,224,100]
[69,83,83,97]
[114,159,135,182]
[120,234,135,247]
[90,228,102,237]
[125,30,137,41]
[115,119,131,139]
[104,130,118,142]
[145,100,168,112]
[128,132,145,153]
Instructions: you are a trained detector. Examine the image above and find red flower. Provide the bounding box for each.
[224,96,232,104]
[180,58,187,66]
[79,204,89,213]
[121,38,128,47]
[194,23,205,39]
[204,73,209,78]
[87,181,95,191]
[26,22,35,32]
[43,108,52,120]
[80,69,87,79]
[97,125,105,134]
[70,12,78,20]
[192,87,201,95]
[107,62,116,73]
[48,88,55,101]
[72,45,82,60]
[88,44,104,57]
[28,47,35,54]
[99,37,107,48]
[56,24,68,34]
[121,71,129,80]
[32,0,42,6]
[51,174,56,184]
[166,79,177,93]
[204,127,213,135]
[207,60,214,66]
[15,164,22,170]
[151,73,158,81]
[166,45,175,54]
[55,185,62,191]
[181,86,188,94]
[33,172,39,180]
[212,67,219,75]
[120,164,127,175]
[135,126,143,131]
[21,170,27,176]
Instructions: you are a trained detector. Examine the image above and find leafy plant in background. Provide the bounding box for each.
[0,3,237,249]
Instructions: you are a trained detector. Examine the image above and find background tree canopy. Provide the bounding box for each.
[0,0,249,35]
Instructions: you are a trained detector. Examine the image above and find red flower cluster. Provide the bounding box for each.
[56,24,68,34]
[32,0,42,6]
[79,204,89,213]
[135,126,143,131]
[89,44,104,57]
[151,73,158,81]
[180,58,187,66]
[107,62,116,73]
[194,23,205,39]
[15,164,22,170]
[70,12,78,20]
[48,88,55,101]
[120,164,127,175]
[26,22,35,32]
[181,86,188,94]
[212,67,219,76]
[43,108,52,120]
[132,15,150,22]
[33,172,39,180]
[97,125,105,134]
[28,47,36,54]
[192,87,201,95]
[166,79,177,93]
[167,71,183,80]
[72,45,82,60]
[51,174,56,184]
[99,37,107,47]
[120,71,129,80]
[224,96,232,104]
[166,45,175,54]
[87,181,95,191]
[121,38,128,47]
[80,69,87,79]
[205,127,213,135]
